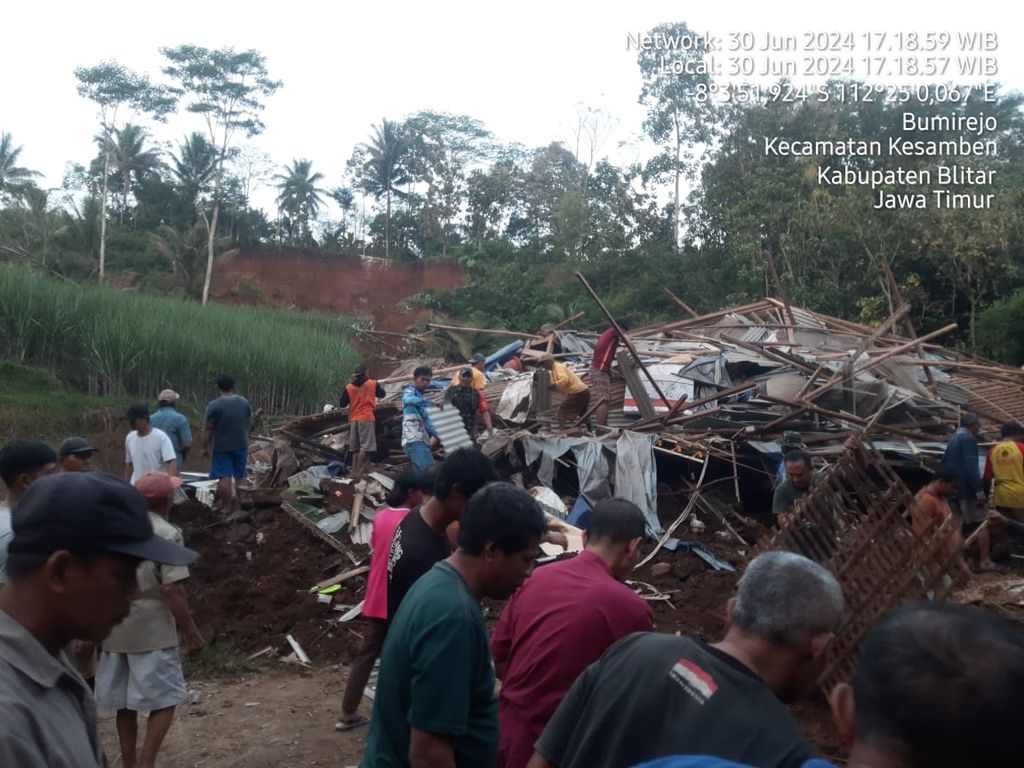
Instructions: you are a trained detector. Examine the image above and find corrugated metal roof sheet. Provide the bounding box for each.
[430,406,475,451]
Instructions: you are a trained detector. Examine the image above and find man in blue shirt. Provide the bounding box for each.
[942,413,994,570]
[150,389,192,470]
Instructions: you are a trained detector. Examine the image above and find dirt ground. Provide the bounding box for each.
[93,497,850,767]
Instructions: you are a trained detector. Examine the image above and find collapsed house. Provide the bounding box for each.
[233,295,1024,680]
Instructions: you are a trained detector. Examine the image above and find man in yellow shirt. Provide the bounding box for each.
[536,356,591,427]
[984,422,1024,522]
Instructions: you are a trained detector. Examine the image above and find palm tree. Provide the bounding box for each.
[150,222,236,298]
[172,132,218,209]
[110,124,164,223]
[0,132,41,200]
[274,159,326,245]
[360,120,410,258]
[330,186,355,238]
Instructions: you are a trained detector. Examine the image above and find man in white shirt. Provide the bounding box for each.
[124,404,176,484]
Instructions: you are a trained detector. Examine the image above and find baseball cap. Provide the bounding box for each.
[9,472,197,566]
[58,437,98,458]
[468,353,486,364]
[135,471,183,503]
[459,367,473,378]
[157,389,179,403]
[353,362,367,375]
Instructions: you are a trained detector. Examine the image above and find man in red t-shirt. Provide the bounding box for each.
[589,321,629,426]
[339,363,386,479]
[492,498,652,768]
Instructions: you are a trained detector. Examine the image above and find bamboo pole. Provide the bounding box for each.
[661,288,700,318]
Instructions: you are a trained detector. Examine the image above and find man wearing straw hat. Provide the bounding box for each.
[150,389,192,471]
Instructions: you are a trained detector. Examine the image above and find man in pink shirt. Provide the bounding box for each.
[492,498,652,768]
[336,469,435,731]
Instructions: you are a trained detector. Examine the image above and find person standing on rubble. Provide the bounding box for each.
[771,450,818,522]
[340,363,387,479]
[202,375,252,513]
[983,421,1024,523]
[387,449,499,620]
[97,471,205,768]
[492,498,653,768]
[402,366,440,471]
[774,432,806,487]
[150,389,192,471]
[942,413,996,571]
[589,320,628,426]
[336,468,436,732]
[533,356,591,428]
[908,466,973,586]
[446,368,495,445]
[526,551,843,768]
[362,482,548,768]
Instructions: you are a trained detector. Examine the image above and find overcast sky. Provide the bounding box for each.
[4,1,1021,215]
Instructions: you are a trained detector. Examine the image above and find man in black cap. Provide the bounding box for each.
[0,471,197,767]
[0,440,57,584]
[58,437,99,473]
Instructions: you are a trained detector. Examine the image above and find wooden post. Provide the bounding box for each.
[662,287,700,318]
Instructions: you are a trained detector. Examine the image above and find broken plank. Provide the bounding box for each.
[313,565,371,592]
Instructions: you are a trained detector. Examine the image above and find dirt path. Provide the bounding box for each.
[99,665,369,768]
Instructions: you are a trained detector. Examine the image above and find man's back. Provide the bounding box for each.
[492,551,652,767]
[204,394,251,452]
[386,507,450,620]
[534,633,815,768]
[150,408,191,463]
[362,561,497,767]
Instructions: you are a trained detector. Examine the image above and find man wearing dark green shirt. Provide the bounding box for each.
[772,450,820,521]
[361,483,548,768]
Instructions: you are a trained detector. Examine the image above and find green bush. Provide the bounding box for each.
[0,266,359,414]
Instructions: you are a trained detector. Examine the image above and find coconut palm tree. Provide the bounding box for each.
[274,159,325,245]
[0,132,41,201]
[172,132,218,209]
[330,186,355,238]
[360,120,410,258]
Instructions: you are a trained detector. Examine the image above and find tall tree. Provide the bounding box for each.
[95,124,165,223]
[274,159,325,244]
[330,186,355,238]
[636,22,715,255]
[171,132,218,209]
[74,61,175,281]
[161,45,281,304]
[0,133,41,201]
[357,119,409,259]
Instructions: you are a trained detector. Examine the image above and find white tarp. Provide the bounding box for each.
[496,376,534,422]
[520,430,660,535]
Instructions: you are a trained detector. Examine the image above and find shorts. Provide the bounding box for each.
[950,497,986,524]
[96,648,187,712]
[404,441,435,471]
[559,390,591,422]
[589,369,611,403]
[210,449,247,479]
[350,421,377,452]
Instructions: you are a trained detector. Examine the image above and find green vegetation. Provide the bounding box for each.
[0,266,358,413]
[2,24,1024,363]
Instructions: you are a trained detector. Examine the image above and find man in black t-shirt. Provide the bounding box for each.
[387,449,499,620]
[528,551,845,768]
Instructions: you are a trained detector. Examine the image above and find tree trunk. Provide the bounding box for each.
[99,150,111,282]
[201,198,218,306]
[672,119,681,257]
[385,189,391,259]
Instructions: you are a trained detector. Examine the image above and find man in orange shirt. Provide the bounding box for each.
[908,466,971,585]
[340,363,386,479]
[983,422,1024,523]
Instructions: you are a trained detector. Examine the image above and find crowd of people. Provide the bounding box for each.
[1,355,1023,767]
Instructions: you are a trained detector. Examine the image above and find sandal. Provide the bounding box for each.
[334,715,370,732]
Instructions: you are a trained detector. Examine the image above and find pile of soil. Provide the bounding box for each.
[173,501,368,662]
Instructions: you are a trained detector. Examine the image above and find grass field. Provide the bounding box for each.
[0,266,360,414]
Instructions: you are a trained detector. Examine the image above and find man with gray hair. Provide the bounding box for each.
[526,551,844,768]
